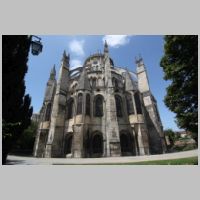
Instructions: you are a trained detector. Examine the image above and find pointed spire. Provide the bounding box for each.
[136,55,146,75]
[61,50,70,67]
[135,54,144,67]
[104,40,109,54]
[50,64,56,80]
[63,51,70,60]
[52,64,56,74]
[77,67,91,91]
[63,50,67,59]
[125,69,137,91]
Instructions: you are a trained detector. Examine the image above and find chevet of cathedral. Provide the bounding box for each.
[33,41,167,158]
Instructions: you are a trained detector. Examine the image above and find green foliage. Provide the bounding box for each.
[2,120,21,140]
[128,157,198,165]
[160,36,198,143]
[164,129,176,146]
[171,143,197,152]
[191,132,198,144]
[14,122,38,154]
[2,35,33,164]
[59,157,198,165]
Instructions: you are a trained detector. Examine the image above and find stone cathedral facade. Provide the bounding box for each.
[33,42,166,158]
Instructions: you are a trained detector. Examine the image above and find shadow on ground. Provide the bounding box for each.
[6,159,26,165]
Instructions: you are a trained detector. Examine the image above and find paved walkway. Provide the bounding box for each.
[6,149,198,165]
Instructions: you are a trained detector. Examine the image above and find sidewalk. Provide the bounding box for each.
[6,149,198,165]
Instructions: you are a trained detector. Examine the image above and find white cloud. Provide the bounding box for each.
[102,35,130,48]
[70,59,82,69]
[69,39,85,56]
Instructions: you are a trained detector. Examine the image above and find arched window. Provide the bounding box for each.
[112,77,115,86]
[86,94,90,116]
[115,95,123,117]
[92,78,96,88]
[94,95,104,117]
[112,77,118,88]
[67,98,74,119]
[115,79,118,88]
[134,92,142,114]
[45,103,51,121]
[126,93,134,115]
[77,93,83,115]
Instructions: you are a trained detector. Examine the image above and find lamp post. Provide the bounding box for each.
[30,35,43,55]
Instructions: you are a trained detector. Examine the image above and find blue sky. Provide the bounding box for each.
[26,35,181,131]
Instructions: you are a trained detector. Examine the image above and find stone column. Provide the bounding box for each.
[105,91,121,157]
[137,124,145,155]
[135,124,150,156]
[131,128,139,156]
[72,124,84,158]
[33,127,41,157]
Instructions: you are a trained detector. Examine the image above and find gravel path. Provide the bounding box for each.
[6,149,198,165]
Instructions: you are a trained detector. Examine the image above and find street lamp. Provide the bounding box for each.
[30,35,43,56]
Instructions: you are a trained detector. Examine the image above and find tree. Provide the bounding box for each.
[2,35,33,164]
[12,121,38,155]
[164,129,176,146]
[160,36,198,143]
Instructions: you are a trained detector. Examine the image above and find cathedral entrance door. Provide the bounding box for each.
[120,133,134,156]
[90,133,103,157]
[64,134,73,157]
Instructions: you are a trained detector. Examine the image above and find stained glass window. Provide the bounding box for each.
[94,95,103,117]
[77,93,83,114]
[134,92,142,114]
[86,94,90,116]
[115,95,123,117]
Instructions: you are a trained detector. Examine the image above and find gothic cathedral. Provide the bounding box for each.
[33,42,166,158]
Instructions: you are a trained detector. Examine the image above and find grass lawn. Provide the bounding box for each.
[123,156,198,165]
[55,156,198,165]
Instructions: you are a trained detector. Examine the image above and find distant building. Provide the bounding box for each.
[31,113,40,123]
[33,42,166,158]
[175,131,192,138]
